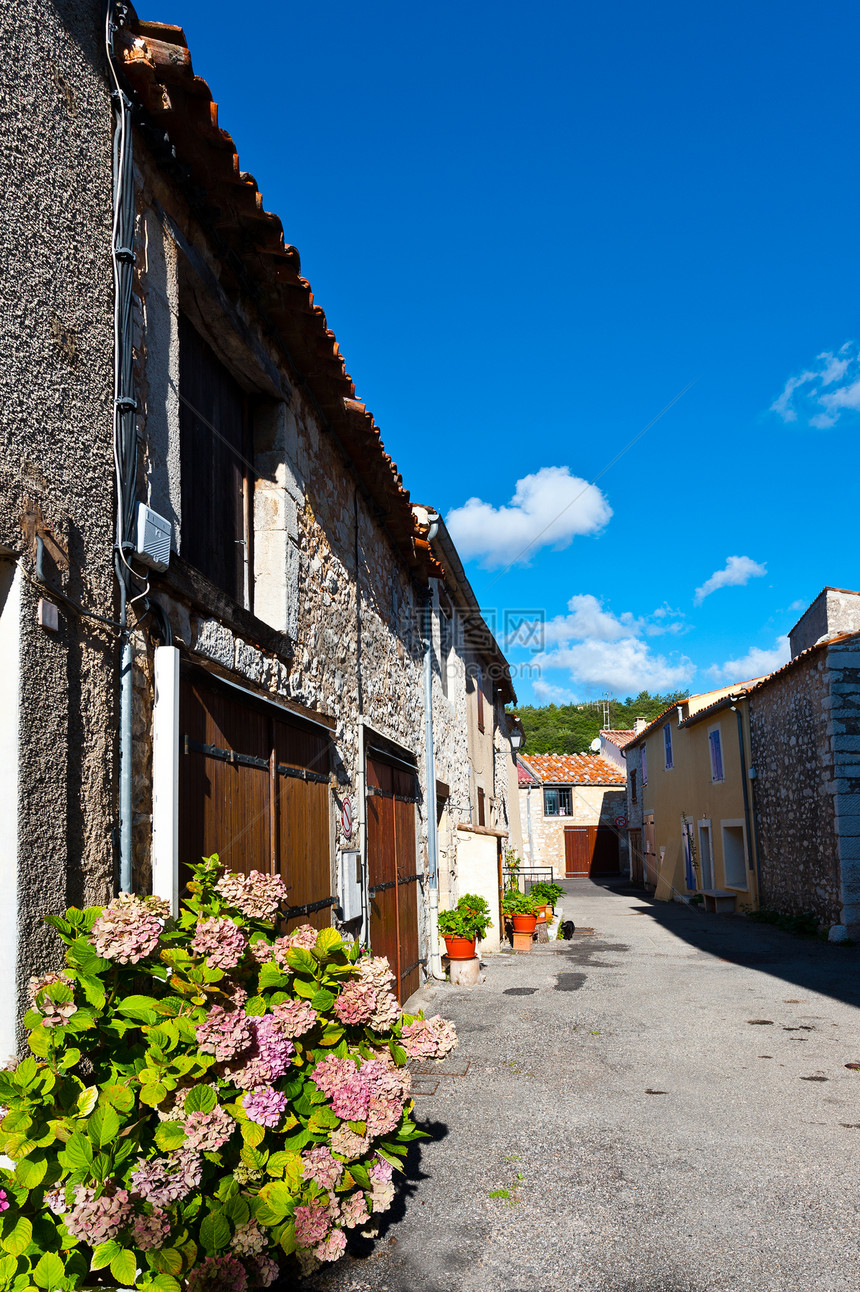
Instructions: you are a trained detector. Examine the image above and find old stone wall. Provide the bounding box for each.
[0,0,117,1030]
[824,638,860,931]
[749,651,841,927]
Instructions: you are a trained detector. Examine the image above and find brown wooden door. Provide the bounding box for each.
[564,825,620,877]
[565,827,590,876]
[179,672,333,929]
[367,754,422,1003]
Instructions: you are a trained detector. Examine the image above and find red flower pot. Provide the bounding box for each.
[443,934,477,960]
[511,914,537,934]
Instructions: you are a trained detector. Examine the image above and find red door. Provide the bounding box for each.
[565,827,590,876]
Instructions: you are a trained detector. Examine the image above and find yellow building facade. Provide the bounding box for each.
[626,684,761,911]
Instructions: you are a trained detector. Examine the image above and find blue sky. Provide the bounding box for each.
[159,0,860,704]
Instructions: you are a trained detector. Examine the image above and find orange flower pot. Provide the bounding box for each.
[511,914,537,934]
[443,934,477,960]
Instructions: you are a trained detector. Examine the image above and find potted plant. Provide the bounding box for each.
[530,881,563,917]
[502,888,540,934]
[438,893,492,959]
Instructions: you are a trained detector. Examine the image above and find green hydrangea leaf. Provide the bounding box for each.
[314,927,343,958]
[75,1088,98,1118]
[66,939,110,976]
[109,1248,137,1286]
[101,1084,135,1113]
[33,1251,65,1289]
[243,996,266,1018]
[139,1082,168,1107]
[116,995,160,1023]
[198,1210,230,1254]
[58,1048,81,1070]
[59,1132,92,1171]
[350,1162,371,1190]
[266,1151,303,1188]
[240,1121,265,1148]
[14,1154,47,1189]
[1,1215,32,1256]
[147,1247,183,1277]
[90,1240,121,1271]
[14,1059,38,1089]
[87,1104,120,1149]
[27,1028,51,1059]
[76,976,106,1010]
[257,964,288,992]
[278,1224,297,1256]
[290,977,316,1000]
[310,988,335,1012]
[149,1275,181,1292]
[155,1121,187,1152]
[224,1194,249,1226]
[2,1111,32,1134]
[183,1085,217,1115]
[307,1107,339,1132]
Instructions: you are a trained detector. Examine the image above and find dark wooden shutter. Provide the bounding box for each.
[179,315,248,605]
[367,753,422,1003]
[476,663,485,733]
[477,787,486,827]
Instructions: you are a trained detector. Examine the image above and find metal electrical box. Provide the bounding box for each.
[135,502,172,572]
[338,849,363,923]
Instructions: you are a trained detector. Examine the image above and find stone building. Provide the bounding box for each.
[517,753,626,878]
[0,3,520,1046]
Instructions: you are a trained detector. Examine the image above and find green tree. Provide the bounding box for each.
[513,691,688,755]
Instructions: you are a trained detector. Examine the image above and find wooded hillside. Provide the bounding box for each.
[515,691,688,755]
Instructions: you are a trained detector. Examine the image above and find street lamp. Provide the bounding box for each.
[510,729,524,751]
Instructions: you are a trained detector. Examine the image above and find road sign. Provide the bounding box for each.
[614,815,627,829]
[341,796,353,838]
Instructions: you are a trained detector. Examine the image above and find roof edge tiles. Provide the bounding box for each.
[119,18,438,581]
[517,753,626,787]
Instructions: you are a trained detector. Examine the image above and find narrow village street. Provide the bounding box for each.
[306,881,860,1292]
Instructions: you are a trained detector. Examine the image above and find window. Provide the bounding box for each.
[721,822,747,888]
[709,727,724,782]
[476,662,485,733]
[663,723,673,770]
[544,788,572,816]
[477,787,486,827]
[179,315,251,607]
[630,768,638,805]
[641,744,648,785]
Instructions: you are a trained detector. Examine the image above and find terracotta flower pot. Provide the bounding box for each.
[443,934,477,960]
[511,914,537,934]
[535,906,547,923]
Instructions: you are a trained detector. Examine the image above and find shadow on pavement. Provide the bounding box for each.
[564,876,860,1010]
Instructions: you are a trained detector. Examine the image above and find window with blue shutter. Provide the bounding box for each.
[641,745,648,785]
[709,728,724,782]
[664,723,673,770]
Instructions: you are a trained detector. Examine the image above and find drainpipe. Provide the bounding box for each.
[422,514,445,979]
[730,702,758,880]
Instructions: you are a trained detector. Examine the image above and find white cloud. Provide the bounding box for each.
[531,679,577,703]
[707,635,790,684]
[694,555,767,605]
[514,592,695,696]
[788,599,806,613]
[770,342,860,429]
[445,466,612,569]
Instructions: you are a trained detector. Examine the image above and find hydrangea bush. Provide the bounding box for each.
[0,858,456,1290]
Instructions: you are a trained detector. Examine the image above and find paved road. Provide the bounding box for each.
[305,881,860,1292]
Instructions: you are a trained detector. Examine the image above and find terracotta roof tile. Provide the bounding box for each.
[518,753,626,787]
[118,20,438,579]
[600,729,636,749]
[517,757,540,787]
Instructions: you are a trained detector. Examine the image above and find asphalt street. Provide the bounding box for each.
[303,880,860,1292]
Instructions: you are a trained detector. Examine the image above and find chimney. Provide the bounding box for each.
[633,716,648,735]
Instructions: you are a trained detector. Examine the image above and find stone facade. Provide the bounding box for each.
[749,638,860,933]
[0,1,117,1049]
[520,782,626,877]
[788,587,860,657]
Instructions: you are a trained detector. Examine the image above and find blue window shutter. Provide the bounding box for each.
[710,730,723,781]
[664,724,673,770]
[641,745,648,784]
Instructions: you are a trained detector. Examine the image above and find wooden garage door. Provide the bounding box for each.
[564,826,620,878]
[366,754,422,1003]
[179,672,334,929]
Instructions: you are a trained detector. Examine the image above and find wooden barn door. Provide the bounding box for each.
[366,753,422,1003]
[179,672,334,929]
[629,829,644,884]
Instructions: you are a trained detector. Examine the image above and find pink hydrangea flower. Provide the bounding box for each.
[314,1228,347,1262]
[191,917,248,969]
[182,1105,235,1152]
[338,1190,370,1229]
[227,1015,295,1090]
[243,1086,287,1128]
[187,1253,249,1292]
[370,1180,395,1214]
[90,894,169,964]
[271,924,318,969]
[64,1183,133,1243]
[27,970,75,1027]
[248,1254,279,1287]
[130,1150,203,1206]
[301,1145,343,1191]
[400,1015,458,1060]
[370,1155,394,1183]
[195,1006,254,1063]
[0,1189,9,1213]
[329,1126,369,1159]
[43,1186,67,1215]
[310,1055,358,1097]
[333,979,376,1026]
[294,1201,330,1247]
[215,870,289,921]
[231,1219,267,1256]
[132,1207,171,1251]
[330,1076,370,1122]
[271,998,317,1037]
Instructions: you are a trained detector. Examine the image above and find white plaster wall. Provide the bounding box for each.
[455,828,501,953]
[0,564,21,1056]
